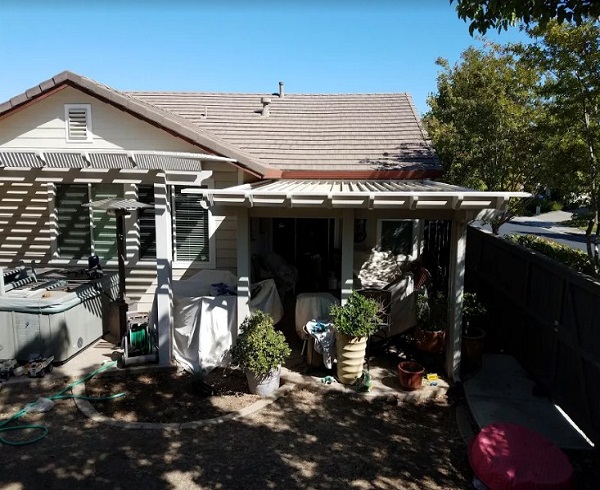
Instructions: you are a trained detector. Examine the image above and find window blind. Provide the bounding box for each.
[172,186,209,262]
[137,184,156,259]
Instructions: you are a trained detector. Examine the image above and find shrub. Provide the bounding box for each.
[230,311,291,376]
[506,234,596,276]
[329,290,381,338]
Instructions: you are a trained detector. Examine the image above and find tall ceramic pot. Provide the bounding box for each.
[335,333,367,384]
[246,366,281,397]
[462,327,486,371]
[397,361,424,391]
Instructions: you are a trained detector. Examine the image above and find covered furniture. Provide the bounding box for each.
[295,291,339,339]
[151,270,283,372]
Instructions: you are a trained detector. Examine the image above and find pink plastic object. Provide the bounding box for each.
[469,423,573,490]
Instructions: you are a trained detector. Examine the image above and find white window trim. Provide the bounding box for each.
[64,103,93,143]
[376,218,422,262]
[171,180,215,270]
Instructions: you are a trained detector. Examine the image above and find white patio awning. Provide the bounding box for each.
[183,179,530,211]
[0,149,235,171]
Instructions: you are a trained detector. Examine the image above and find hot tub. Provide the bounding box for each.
[0,270,118,363]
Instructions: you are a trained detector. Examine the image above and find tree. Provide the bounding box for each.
[519,20,600,269]
[423,43,545,234]
[451,0,600,35]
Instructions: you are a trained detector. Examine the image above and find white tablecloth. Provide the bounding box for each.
[295,291,339,338]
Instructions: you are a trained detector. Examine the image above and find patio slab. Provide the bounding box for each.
[464,354,592,450]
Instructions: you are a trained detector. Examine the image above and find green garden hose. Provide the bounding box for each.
[129,325,151,354]
[0,360,125,446]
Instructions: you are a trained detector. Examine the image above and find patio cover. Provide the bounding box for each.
[184,178,529,381]
[183,179,529,210]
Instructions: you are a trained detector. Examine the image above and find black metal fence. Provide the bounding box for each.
[466,226,600,447]
[422,220,451,292]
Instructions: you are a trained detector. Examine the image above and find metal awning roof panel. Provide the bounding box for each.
[0,149,235,170]
[186,179,529,211]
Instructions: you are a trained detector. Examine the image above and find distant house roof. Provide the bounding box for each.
[0,71,441,180]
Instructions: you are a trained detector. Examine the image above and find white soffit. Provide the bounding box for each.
[182,179,530,211]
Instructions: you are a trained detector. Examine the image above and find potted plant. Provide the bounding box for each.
[230,311,291,396]
[329,290,381,384]
[397,360,424,391]
[415,290,447,353]
[462,292,487,370]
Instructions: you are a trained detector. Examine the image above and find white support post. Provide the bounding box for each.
[446,211,468,380]
[236,207,251,326]
[340,208,355,305]
[154,182,173,366]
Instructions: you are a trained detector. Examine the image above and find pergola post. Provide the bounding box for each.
[154,182,173,366]
[340,208,355,305]
[445,211,468,380]
[236,207,251,325]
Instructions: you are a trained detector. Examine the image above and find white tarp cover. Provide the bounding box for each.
[168,271,283,373]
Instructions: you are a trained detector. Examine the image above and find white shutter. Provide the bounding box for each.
[65,104,92,142]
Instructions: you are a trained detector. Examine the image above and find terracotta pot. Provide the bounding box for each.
[462,327,486,371]
[335,333,368,384]
[415,326,445,353]
[397,361,424,391]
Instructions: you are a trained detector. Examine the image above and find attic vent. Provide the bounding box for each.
[65,104,92,142]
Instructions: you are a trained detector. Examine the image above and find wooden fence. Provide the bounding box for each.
[466,226,600,446]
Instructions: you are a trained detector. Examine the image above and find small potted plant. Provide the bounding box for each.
[230,311,291,396]
[329,290,381,384]
[462,292,487,370]
[415,290,447,353]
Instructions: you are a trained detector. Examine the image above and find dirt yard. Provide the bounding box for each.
[1,368,474,490]
[2,365,598,489]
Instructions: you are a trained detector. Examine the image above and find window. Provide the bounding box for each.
[171,185,209,263]
[54,183,120,260]
[64,104,92,142]
[136,184,211,264]
[137,185,157,260]
[377,219,421,261]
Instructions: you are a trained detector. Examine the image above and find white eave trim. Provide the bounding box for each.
[182,179,531,211]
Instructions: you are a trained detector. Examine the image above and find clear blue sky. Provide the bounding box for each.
[0,0,527,115]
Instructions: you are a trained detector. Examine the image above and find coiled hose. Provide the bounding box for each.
[0,360,125,446]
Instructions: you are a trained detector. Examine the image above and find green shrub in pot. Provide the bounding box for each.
[329,290,381,384]
[230,311,291,377]
[329,290,381,338]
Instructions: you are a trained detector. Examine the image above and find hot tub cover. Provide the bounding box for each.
[469,422,573,490]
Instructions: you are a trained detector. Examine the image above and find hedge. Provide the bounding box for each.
[505,234,597,277]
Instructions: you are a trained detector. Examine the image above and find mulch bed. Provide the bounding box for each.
[84,368,261,423]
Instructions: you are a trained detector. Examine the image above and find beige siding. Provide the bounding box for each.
[0,87,201,152]
[0,180,53,264]
[0,88,244,313]
[0,169,239,313]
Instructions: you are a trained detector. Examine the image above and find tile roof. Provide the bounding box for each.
[0,71,441,178]
[127,91,440,174]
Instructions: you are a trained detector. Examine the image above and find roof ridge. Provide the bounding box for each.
[125,91,411,97]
